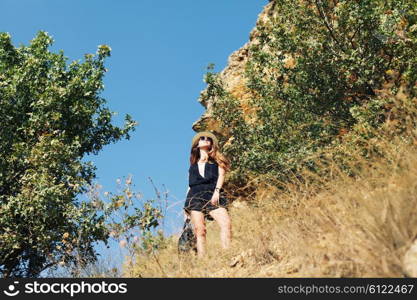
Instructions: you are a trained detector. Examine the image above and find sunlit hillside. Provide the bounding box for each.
[121,0,417,278]
[123,131,417,277]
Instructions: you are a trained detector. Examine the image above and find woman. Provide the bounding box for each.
[184,131,232,258]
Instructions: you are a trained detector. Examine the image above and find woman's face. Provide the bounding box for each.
[198,136,212,149]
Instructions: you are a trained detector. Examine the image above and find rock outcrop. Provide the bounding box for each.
[403,239,417,277]
[192,1,277,140]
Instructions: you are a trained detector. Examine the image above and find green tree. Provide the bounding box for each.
[202,0,417,187]
[0,31,137,277]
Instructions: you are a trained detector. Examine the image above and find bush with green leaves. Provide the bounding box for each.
[202,0,417,188]
[0,31,138,277]
[78,176,166,278]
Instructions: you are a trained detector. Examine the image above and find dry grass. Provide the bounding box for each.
[121,133,416,277]
[122,88,417,277]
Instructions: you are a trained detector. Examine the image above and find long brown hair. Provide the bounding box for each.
[190,138,231,172]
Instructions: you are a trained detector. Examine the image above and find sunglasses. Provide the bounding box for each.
[199,136,213,142]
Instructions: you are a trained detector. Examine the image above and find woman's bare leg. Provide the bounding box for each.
[190,210,206,257]
[208,207,232,250]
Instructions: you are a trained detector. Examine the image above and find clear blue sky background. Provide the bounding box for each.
[0,0,268,274]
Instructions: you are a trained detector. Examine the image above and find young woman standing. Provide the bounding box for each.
[184,131,232,257]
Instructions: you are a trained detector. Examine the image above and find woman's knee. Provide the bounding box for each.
[194,224,206,237]
[211,209,231,230]
[190,211,206,237]
[220,219,231,231]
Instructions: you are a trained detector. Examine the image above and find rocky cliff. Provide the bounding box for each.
[192,1,277,139]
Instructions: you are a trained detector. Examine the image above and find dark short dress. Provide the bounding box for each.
[184,160,229,216]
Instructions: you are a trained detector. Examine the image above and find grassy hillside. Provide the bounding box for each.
[121,0,417,277]
[123,130,416,277]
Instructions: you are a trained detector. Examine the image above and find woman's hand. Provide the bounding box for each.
[210,190,220,206]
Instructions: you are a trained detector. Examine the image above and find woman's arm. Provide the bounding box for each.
[214,165,225,193]
[210,165,225,205]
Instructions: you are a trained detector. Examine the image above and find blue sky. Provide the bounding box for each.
[1,0,268,274]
